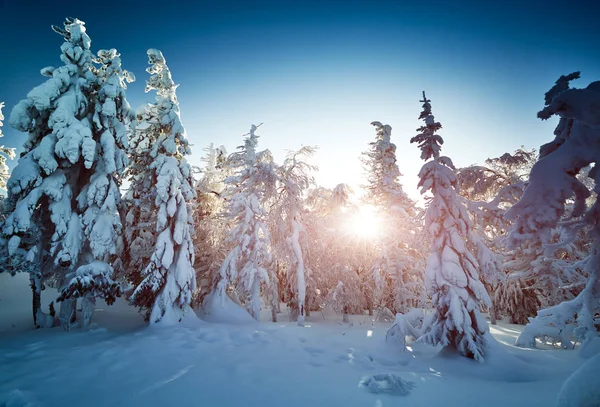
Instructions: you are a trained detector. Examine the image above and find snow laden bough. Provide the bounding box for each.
[386,309,436,351]
[506,73,600,356]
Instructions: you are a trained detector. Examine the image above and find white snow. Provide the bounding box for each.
[0,272,590,407]
[556,352,600,407]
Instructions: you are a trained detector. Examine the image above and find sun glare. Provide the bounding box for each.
[346,205,382,239]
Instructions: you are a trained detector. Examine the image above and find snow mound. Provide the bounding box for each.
[358,373,416,396]
[556,353,600,407]
[200,291,257,324]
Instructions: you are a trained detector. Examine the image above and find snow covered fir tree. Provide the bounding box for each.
[1,18,131,329]
[0,9,599,407]
[410,92,492,361]
[128,49,196,325]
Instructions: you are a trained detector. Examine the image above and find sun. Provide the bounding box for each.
[346,205,382,239]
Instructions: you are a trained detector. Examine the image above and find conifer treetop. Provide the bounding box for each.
[411,91,444,162]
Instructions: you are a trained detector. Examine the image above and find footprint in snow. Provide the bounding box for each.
[196,331,221,343]
[309,360,326,368]
[304,346,325,357]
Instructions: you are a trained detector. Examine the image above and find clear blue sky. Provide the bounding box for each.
[1,0,599,200]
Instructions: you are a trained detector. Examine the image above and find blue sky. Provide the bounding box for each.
[0,0,599,200]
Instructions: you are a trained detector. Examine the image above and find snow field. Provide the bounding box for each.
[0,274,587,407]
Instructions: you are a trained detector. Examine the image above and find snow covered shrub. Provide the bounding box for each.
[128,49,196,324]
[359,373,416,396]
[2,18,133,329]
[507,72,600,354]
[515,306,576,349]
[386,310,422,351]
[411,92,491,362]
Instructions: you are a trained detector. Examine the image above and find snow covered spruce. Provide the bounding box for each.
[410,92,492,361]
[1,18,133,329]
[127,49,196,325]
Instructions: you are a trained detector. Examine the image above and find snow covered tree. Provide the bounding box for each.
[0,102,16,191]
[494,277,540,325]
[457,149,536,322]
[410,92,491,361]
[129,49,196,325]
[458,148,589,322]
[271,146,316,325]
[303,183,368,321]
[362,122,415,214]
[215,124,276,320]
[57,47,136,326]
[507,73,600,352]
[2,19,131,329]
[362,121,423,315]
[192,143,229,306]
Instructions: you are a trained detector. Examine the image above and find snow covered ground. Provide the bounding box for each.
[0,273,587,407]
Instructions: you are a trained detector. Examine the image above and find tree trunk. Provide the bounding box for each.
[271,306,278,323]
[289,301,299,322]
[490,300,498,325]
[30,275,42,328]
[59,298,77,331]
[270,264,279,323]
[81,294,96,328]
[343,305,349,323]
[249,279,261,321]
[487,282,498,325]
[305,293,310,317]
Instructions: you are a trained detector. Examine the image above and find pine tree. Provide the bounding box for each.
[3,19,130,329]
[411,92,491,361]
[129,49,196,324]
[216,124,276,320]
